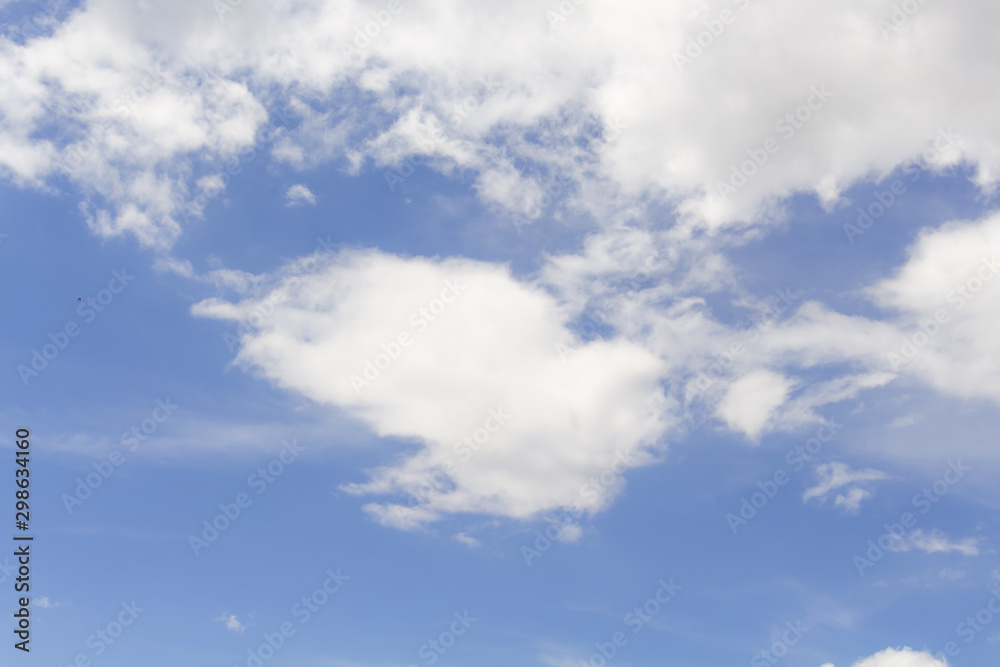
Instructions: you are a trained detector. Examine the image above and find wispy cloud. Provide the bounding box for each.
[891,529,980,557]
[453,533,481,549]
[889,413,922,428]
[833,487,874,514]
[803,462,888,514]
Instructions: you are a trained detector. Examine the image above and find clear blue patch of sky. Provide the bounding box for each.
[725,167,996,321]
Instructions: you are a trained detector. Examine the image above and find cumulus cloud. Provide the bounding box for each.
[867,211,1000,404]
[193,248,674,528]
[57,0,985,533]
[715,370,794,440]
[729,211,1000,412]
[184,205,1000,529]
[285,184,316,206]
[841,647,947,667]
[2,0,1000,247]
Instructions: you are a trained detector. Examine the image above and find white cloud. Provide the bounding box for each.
[833,487,874,514]
[34,597,61,609]
[285,184,316,207]
[715,370,794,440]
[768,373,896,430]
[867,212,1000,404]
[730,211,1000,414]
[843,647,947,667]
[891,529,980,557]
[193,248,674,528]
[153,256,195,278]
[889,413,922,428]
[555,522,583,543]
[803,462,888,514]
[2,0,1000,247]
[181,207,1000,529]
[453,533,480,549]
[215,614,245,633]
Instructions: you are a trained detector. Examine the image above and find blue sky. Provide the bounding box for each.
[2,1,1000,667]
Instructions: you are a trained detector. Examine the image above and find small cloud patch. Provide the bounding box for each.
[285,184,316,207]
[216,614,246,633]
